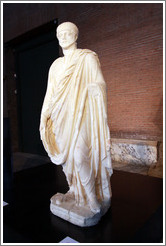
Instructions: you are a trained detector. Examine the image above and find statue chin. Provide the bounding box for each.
[40,22,112,227]
[59,41,76,49]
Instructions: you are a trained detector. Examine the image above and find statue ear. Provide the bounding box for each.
[75,33,78,41]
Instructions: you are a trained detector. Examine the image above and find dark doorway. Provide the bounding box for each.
[3,117,13,203]
[12,20,59,155]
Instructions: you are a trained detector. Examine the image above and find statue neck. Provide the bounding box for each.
[62,43,77,56]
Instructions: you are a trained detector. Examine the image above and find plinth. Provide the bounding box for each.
[50,193,110,227]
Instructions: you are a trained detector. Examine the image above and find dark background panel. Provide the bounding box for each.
[14,24,59,154]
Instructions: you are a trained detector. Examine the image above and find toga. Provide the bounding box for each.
[40,49,113,207]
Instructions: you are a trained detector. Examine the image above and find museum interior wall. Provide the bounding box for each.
[3,3,163,172]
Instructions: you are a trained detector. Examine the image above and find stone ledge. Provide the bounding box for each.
[112,161,149,175]
[110,138,157,166]
[111,138,157,146]
[112,161,163,178]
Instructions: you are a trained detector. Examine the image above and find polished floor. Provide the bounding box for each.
[3,162,163,243]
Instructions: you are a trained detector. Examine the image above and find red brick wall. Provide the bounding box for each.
[3,3,163,151]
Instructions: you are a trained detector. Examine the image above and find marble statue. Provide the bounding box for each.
[40,22,113,227]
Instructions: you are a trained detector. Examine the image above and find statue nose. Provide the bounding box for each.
[62,33,66,40]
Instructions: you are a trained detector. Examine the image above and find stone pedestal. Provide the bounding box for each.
[50,193,110,227]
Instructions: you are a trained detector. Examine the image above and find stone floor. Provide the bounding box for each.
[12,152,163,179]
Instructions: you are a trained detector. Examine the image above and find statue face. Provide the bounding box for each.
[57,29,77,49]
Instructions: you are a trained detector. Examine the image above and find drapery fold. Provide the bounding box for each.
[40,49,112,205]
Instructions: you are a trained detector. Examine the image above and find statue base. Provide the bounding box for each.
[50,193,111,227]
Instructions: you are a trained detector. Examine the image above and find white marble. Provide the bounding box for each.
[50,193,110,227]
[110,138,157,165]
[39,22,112,226]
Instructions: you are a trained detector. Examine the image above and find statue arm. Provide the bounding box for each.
[86,52,107,109]
[86,52,112,174]
[86,52,105,84]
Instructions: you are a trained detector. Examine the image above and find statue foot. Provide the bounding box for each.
[55,193,64,205]
[89,197,101,214]
[54,191,74,205]
[63,190,75,202]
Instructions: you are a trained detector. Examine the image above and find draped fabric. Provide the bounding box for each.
[40,49,113,206]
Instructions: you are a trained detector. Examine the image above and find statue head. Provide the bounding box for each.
[56,22,79,49]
